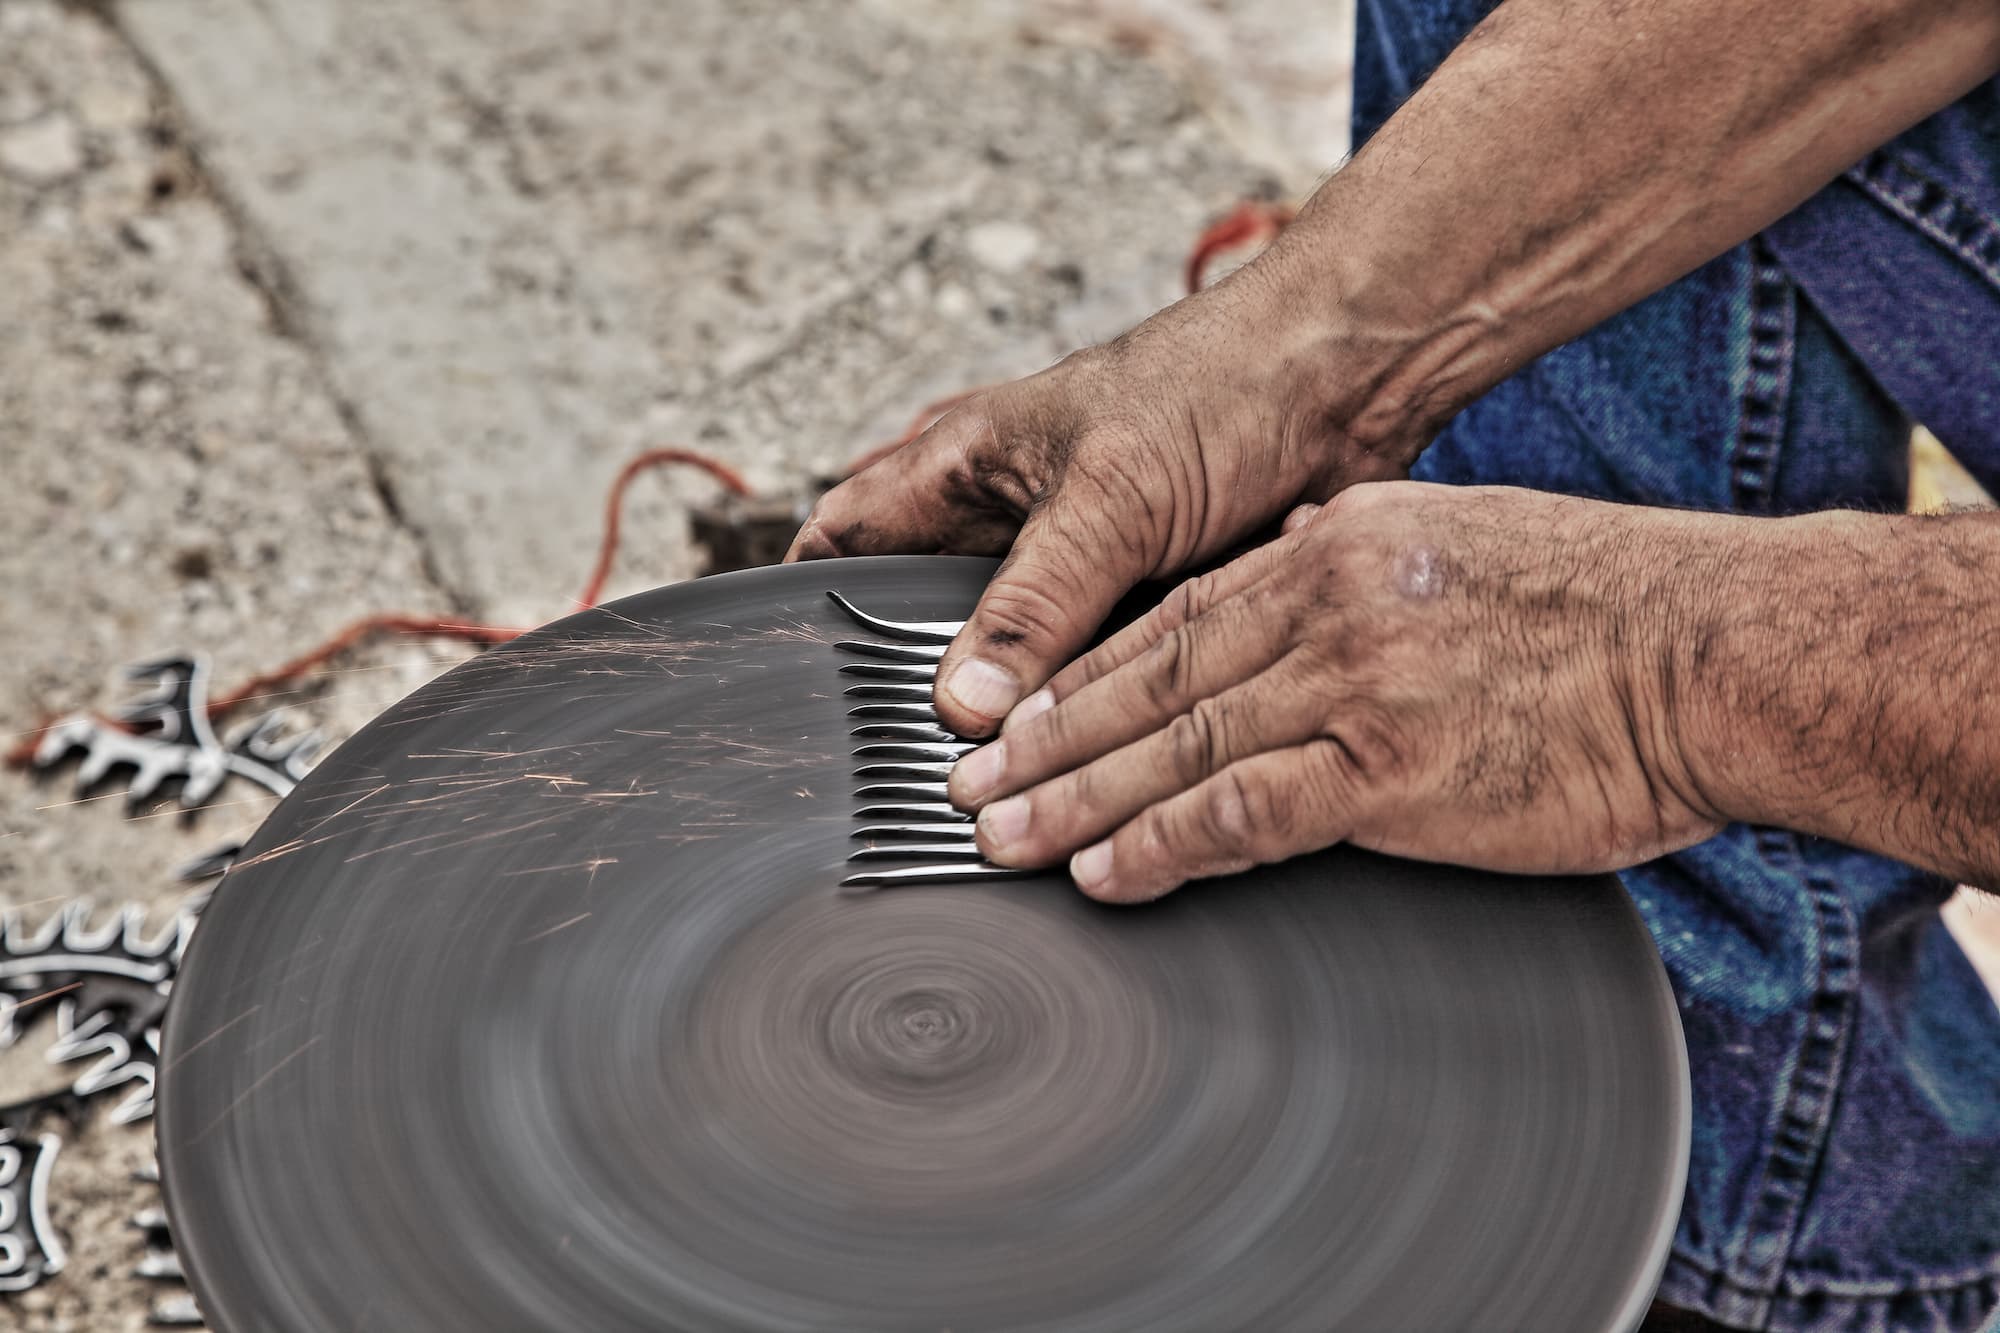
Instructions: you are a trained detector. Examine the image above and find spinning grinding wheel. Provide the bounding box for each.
[157,557,1689,1332]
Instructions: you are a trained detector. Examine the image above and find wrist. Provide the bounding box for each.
[1245,192,1511,474]
[1643,511,1841,833]
[1616,509,1767,832]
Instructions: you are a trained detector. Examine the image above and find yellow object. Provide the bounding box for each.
[1909,426,1994,513]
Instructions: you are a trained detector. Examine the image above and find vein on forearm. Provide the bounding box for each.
[1274,0,2000,446]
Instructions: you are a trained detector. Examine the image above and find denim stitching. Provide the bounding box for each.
[1847,148,2000,297]
[1675,1250,2000,1300]
[1664,1249,2000,1333]
[1713,830,1860,1327]
[1729,239,1794,512]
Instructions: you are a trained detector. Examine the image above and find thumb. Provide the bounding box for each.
[935,491,1142,737]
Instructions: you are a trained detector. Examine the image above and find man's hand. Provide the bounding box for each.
[945,483,1727,902]
[785,262,1423,737]
[789,0,1997,743]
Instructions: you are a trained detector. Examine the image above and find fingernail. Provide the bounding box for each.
[1002,687,1054,733]
[1071,840,1113,892]
[979,796,1030,852]
[953,741,1006,803]
[943,657,1020,723]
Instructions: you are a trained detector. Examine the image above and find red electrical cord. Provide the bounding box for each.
[1185,199,1296,294]
[6,201,1292,771]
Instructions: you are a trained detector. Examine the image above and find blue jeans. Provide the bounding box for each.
[1354,4,2000,1330]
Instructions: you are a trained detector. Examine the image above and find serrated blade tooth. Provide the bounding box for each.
[852,823,978,841]
[854,762,956,782]
[848,842,988,862]
[834,640,949,664]
[854,783,951,801]
[854,802,969,822]
[852,742,973,763]
[826,593,964,643]
[839,663,937,683]
[840,862,1039,890]
[846,703,941,723]
[842,683,935,702]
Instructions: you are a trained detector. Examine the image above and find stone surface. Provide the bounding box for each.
[876,0,1354,181]
[0,113,84,183]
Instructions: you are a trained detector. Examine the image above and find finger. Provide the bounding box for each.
[932,482,1148,736]
[1281,502,1322,534]
[972,662,1322,867]
[1068,740,1372,904]
[783,405,1029,563]
[1001,529,1305,734]
[949,564,1298,809]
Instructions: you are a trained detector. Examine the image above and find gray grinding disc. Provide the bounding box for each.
[158,556,1688,1332]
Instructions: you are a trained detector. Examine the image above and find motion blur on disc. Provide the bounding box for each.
[157,556,1688,1332]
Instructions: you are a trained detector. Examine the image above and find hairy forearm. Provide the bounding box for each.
[1258,0,2000,455]
[1667,510,2000,888]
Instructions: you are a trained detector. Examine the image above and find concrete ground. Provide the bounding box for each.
[0,0,1341,1326]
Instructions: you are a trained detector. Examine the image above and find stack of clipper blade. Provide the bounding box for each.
[830,592,1031,889]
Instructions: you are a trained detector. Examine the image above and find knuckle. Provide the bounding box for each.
[1160,579,1200,632]
[1145,627,1197,700]
[938,391,1070,516]
[1200,769,1263,855]
[976,576,1079,655]
[1302,735,1370,817]
[1322,479,1428,540]
[1322,480,1393,524]
[1180,569,1227,621]
[1164,699,1229,786]
[1347,710,1406,779]
[794,505,860,557]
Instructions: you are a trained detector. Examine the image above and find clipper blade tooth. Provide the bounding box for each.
[846,703,942,723]
[851,823,979,842]
[841,862,1038,890]
[842,683,936,702]
[848,843,989,862]
[833,640,949,664]
[850,722,957,744]
[854,802,970,822]
[839,663,937,683]
[854,762,957,782]
[852,742,973,763]
[853,783,952,801]
[825,593,964,643]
